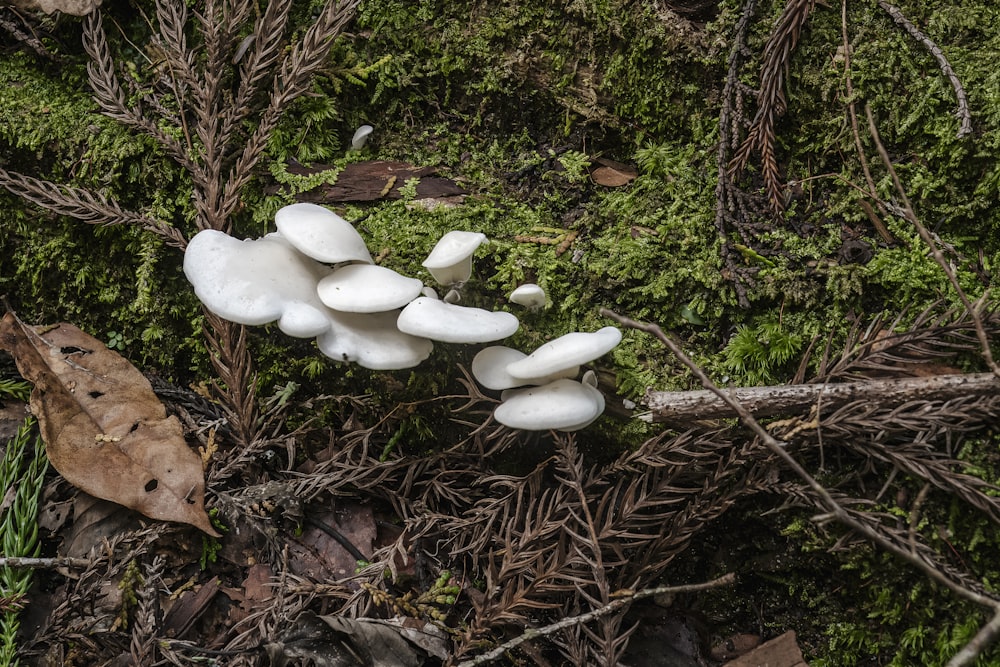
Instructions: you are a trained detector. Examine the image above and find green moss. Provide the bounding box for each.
[2,0,1000,661]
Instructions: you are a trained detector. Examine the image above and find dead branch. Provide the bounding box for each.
[714,0,761,307]
[643,372,999,422]
[730,0,817,214]
[602,307,1000,667]
[0,556,91,569]
[455,573,736,667]
[877,0,973,139]
[0,167,186,249]
[864,105,999,377]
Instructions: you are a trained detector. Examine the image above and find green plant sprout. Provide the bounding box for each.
[722,320,804,386]
[199,509,229,571]
[0,418,48,667]
[106,330,126,351]
[0,380,30,403]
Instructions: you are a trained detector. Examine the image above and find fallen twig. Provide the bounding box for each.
[877,0,973,138]
[600,307,1000,667]
[864,105,999,378]
[643,372,999,422]
[0,556,91,569]
[455,573,736,667]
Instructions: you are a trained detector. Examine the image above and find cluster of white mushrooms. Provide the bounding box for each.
[183,203,621,431]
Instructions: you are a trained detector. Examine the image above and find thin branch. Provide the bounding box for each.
[877,0,973,139]
[0,556,91,569]
[643,372,999,422]
[455,573,736,667]
[864,105,998,377]
[0,167,186,249]
[840,0,894,245]
[82,11,198,175]
[948,609,1000,667]
[600,308,1000,614]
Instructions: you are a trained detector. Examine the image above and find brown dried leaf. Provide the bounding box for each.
[0,313,219,536]
[591,157,638,187]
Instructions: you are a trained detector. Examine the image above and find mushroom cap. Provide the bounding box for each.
[421,231,487,285]
[397,297,519,343]
[350,124,374,150]
[509,283,546,309]
[471,346,580,390]
[317,264,424,313]
[274,203,373,264]
[506,326,622,380]
[183,230,332,338]
[494,379,605,431]
[316,309,433,370]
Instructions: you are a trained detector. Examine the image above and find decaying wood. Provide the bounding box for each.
[723,630,807,667]
[286,160,466,202]
[643,372,999,422]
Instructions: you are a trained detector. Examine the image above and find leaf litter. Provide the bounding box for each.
[0,312,218,536]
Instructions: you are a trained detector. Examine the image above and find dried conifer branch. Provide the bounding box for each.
[877,0,972,139]
[715,0,760,307]
[229,0,294,129]
[82,11,198,175]
[201,311,261,455]
[820,304,999,382]
[152,0,194,86]
[0,167,186,249]
[864,105,999,377]
[129,555,164,666]
[602,309,1000,606]
[220,0,361,224]
[730,0,817,214]
[455,574,736,667]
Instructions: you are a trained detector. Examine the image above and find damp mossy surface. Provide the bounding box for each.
[2,1,999,663]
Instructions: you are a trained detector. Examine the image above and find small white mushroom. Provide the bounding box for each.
[493,379,605,431]
[350,124,374,151]
[317,264,423,313]
[183,230,332,338]
[396,296,518,343]
[316,310,433,370]
[422,231,487,285]
[471,346,580,391]
[274,203,373,264]
[506,326,622,380]
[509,283,546,309]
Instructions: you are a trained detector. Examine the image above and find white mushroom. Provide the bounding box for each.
[471,346,580,391]
[493,379,605,431]
[422,231,487,285]
[274,203,373,264]
[397,296,518,343]
[316,310,432,370]
[317,264,423,313]
[183,230,332,338]
[506,326,622,380]
[350,124,374,151]
[509,283,546,309]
